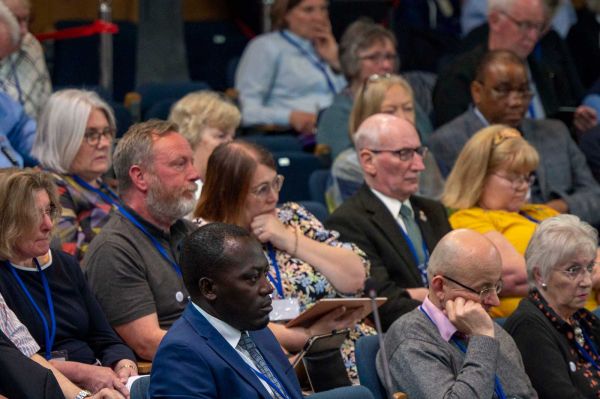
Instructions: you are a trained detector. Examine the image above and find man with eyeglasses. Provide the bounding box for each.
[377,228,537,399]
[326,113,451,331]
[430,49,600,227]
[433,0,597,133]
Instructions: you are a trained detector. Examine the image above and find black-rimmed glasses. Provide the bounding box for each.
[368,146,428,162]
[83,127,116,146]
[441,275,503,301]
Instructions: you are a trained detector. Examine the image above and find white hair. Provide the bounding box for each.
[32,89,116,173]
[0,1,19,47]
[525,214,598,286]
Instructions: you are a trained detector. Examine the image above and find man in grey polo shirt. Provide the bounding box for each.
[84,120,200,360]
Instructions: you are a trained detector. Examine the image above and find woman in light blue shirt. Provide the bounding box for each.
[235,0,346,134]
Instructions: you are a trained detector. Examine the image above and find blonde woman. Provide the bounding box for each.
[441,125,595,317]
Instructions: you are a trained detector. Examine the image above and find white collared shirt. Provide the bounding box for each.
[192,303,276,397]
[370,187,414,233]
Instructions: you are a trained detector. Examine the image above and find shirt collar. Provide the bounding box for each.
[10,250,53,272]
[473,106,490,127]
[281,29,313,51]
[370,187,412,218]
[421,295,457,342]
[121,204,188,241]
[192,302,242,349]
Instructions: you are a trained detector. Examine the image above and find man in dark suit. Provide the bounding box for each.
[432,0,596,131]
[148,222,303,399]
[430,50,600,227]
[325,114,451,330]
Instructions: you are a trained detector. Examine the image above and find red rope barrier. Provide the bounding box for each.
[35,20,119,42]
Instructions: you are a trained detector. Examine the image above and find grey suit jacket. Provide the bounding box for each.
[430,108,600,225]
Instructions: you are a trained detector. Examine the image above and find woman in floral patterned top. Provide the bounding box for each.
[505,215,600,398]
[194,140,375,380]
[32,89,118,261]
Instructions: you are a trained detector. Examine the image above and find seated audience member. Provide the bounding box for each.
[0,291,124,399]
[567,0,600,90]
[84,120,200,360]
[443,125,573,317]
[0,169,136,396]
[235,0,345,134]
[328,73,444,210]
[378,229,537,398]
[0,4,36,168]
[326,114,451,330]
[461,0,576,38]
[0,0,52,118]
[168,90,240,203]
[505,215,600,398]
[435,0,596,132]
[316,19,400,159]
[430,49,600,226]
[149,223,304,399]
[32,89,118,261]
[194,140,371,380]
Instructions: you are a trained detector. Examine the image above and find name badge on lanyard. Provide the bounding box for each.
[265,244,300,321]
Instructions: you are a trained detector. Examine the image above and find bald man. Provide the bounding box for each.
[325,114,451,330]
[377,229,537,399]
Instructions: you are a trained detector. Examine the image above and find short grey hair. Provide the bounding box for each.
[354,124,381,152]
[525,214,598,286]
[338,18,398,82]
[0,1,19,47]
[32,89,116,173]
[489,0,549,16]
[113,119,179,194]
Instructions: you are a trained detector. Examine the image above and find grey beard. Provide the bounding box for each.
[146,188,196,225]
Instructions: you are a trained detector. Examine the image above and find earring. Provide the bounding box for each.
[541,282,547,289]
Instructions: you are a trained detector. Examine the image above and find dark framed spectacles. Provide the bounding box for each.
[499,11,546,33]
[441,275,503,301]
[359,52,397,64]
[83,127,116,146]
[558,261,596,280]
[368,146,428,162]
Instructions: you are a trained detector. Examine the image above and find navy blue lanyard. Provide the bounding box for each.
[419,306,507,399]
[574,325,600,371]
[398,222,430,285]
[73,175,182,277]
[518,211,540,224]
[72,175,120,206]
[279,30,338,95]
[250,368,290,399]
[266,244,284,298]
[6,258,56,360]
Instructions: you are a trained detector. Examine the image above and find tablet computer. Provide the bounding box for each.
[285,297,386,328]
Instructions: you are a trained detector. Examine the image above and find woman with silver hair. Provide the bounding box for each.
[505,214,600,398]
[32,89,118,261]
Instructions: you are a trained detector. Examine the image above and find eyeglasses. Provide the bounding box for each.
[476,81,534,101]
[38,204,59,220]
[250,175,285,199]
[359,52,397,64]
[558,261,596,280]
[492,173,536,189]
[499,11,546,34]
[441,275,503,301]
[83,127,116,146]
[368,146,428,162]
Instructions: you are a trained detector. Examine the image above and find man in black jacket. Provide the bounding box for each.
[326,114,451,330]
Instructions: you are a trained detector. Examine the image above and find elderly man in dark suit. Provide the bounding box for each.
[325,114,451,330]
[430,49,600,227]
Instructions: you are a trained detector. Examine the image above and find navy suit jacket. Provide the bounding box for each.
[149,304,303,399]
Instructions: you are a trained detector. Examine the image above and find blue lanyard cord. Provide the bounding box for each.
[251,368,290,399]
[420,306,506,399]
[397,224,430,286]
[10,62,23,104]
[72,175,183,277]
[6,259,56,360]
[266,244,284,298]
[71,175,120,206]
[574,326,600,371]
[279,30,338,95]
[518,211,540,224]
